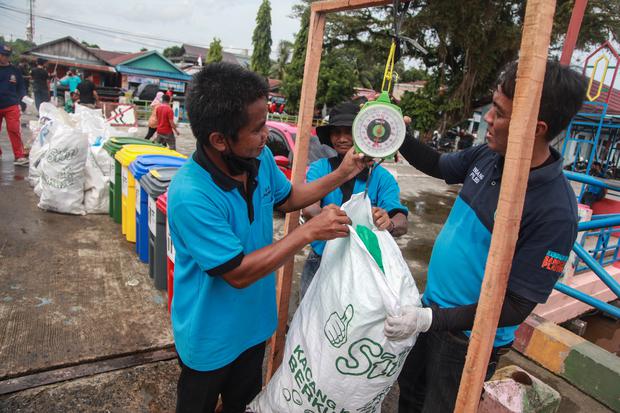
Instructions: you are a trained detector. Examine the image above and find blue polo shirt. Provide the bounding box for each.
[306,156,408,255]
[423,144,577,346]
[167,144,292,371]
[59,75,81,92]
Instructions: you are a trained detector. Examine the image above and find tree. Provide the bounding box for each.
[81,40,100,48]
[163,45,185,58]
[140,47,148,52]
[251,0,273,76]
[271,40,293,80]
[281,5,310,113]
[207,38,223,63]
[0,37,36,64]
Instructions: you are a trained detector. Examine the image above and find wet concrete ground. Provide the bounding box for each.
[0,118,612,412]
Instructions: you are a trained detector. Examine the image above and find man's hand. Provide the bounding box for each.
[372,207,392,231]
[304,204,351,241]
[337,148,373,181]
[384,306,432,341]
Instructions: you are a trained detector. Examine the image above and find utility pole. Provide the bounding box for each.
[26,0,35,42]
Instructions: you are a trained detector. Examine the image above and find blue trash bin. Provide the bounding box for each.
[129,155,186,263]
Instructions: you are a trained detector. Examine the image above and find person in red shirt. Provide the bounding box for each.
[155,94,178,149]
[165,87,174,99]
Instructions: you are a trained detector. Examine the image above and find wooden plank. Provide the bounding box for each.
[0,347,176,395]
[312,0,391,13]
[453,0,557,411]
[265,9,327,382]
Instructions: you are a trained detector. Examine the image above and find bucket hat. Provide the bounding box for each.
[316,102,360,147]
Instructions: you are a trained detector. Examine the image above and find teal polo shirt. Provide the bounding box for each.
[168,144,292,371]
[306,156,408,255]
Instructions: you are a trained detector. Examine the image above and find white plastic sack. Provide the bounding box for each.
[28,103,68,188]
[250,193,420,413]
[37,122,88,215]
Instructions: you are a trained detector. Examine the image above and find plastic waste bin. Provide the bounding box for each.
[142,169,177,290]
[103,138,162,223]
[157,192,174,311]
[115,146,185,242]
[130,155,186,263]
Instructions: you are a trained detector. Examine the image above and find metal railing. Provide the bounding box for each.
[559,171,620,318]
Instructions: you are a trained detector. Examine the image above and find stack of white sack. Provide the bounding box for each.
[250,194,421,413]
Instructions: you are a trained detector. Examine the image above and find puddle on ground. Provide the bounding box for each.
[579,305,620,356]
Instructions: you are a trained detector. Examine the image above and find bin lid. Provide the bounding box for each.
[103,137,162,156]
[115,144,185,166]
[156,191,168,213]
[129,155,187,180]
[141,167,179,198]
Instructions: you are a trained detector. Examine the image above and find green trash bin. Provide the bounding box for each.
[103,137,162,223]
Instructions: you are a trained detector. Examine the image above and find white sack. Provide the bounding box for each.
[250,193,420,413]
[37,122,88,215]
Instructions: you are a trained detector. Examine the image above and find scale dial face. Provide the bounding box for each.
[352,103,406,158]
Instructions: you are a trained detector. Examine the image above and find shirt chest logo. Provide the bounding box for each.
[9,74,17,84]
[469,166,485,184]
[262,186,272,200]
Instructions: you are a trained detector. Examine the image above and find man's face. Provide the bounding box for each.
[484,88,513,155]
[329,126,354,155]
[0,54,9,66]
[228,98,269,159]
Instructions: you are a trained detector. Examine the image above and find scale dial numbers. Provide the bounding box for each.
[352,104,406,158]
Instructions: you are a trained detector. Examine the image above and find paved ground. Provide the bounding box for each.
[0,116,612,412]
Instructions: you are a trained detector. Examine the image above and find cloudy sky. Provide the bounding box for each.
[0,0,301,55]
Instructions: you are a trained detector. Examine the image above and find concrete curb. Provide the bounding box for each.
[514,315,620,411]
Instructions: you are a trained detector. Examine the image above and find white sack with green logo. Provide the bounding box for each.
[250,193,421,413]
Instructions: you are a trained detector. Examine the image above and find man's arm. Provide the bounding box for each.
[93,89,99,103]
[398,134,444,179]
[168,109,179,135]
[221,205,350,288]
[15,70,26,100]
[278,148,370,212]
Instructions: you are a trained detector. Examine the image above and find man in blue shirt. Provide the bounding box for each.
[58,70,81,92]
[385,60,587,412]
[167,62,369,413]
[300,101,409,297]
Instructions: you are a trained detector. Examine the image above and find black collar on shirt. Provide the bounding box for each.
[490,147,563,188]
[193,142,261,222]
[327,154,370,204]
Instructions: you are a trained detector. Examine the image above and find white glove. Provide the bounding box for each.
[384,306,433,341]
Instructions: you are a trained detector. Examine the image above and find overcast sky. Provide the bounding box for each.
[1,0,301,55]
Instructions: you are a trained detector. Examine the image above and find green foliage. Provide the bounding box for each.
[316,50,356,108]
[553,0,620,50]
[163,45,185,58]
[251,0,273,76]
[399,82,443,138]
[207,38,223,63]
[81,40,99,49]
[0,37,36,64]
[281,6,310,113]
[271,40,293,80]
[140,47,148,52]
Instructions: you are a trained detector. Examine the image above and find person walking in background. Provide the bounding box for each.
[165,86,174,99]
[155,94,178,149]
[76,73,98,109]
[31,58,51,112]
[0,42,28,166]
[58,70,81,92]
[145,91,164,140]
[18,58,30,112]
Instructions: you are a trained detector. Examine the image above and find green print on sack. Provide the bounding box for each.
[335,339,410,380]
[355,225,384,273]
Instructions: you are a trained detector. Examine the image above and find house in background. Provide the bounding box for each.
[170,44,250,68]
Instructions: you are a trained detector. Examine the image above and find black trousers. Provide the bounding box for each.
[176,342,265,413]
[144,127,157,140]
[397,330,506,413]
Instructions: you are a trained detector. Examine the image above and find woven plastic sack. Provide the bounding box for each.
[250,193,420,413]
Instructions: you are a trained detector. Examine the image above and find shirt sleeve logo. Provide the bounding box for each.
[541,250,569,272]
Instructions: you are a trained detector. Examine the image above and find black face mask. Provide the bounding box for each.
[221,139,259,176]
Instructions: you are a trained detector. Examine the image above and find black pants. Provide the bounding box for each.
[397,330,506,413]
[144,127,157,140]
[176,342,265,413]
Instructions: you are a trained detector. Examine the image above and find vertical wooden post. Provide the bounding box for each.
[265,9,327,381]
[559,0,588,65]
[453,0,557,412]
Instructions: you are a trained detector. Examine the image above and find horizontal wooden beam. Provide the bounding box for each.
[312,0,391,13]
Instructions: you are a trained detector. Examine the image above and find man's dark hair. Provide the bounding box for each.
[162,94,171,103]
[497,60,587,141]
[36,58,47,66]
[186,62,269,146]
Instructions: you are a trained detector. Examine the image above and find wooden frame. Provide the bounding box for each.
[267,1,558,412]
